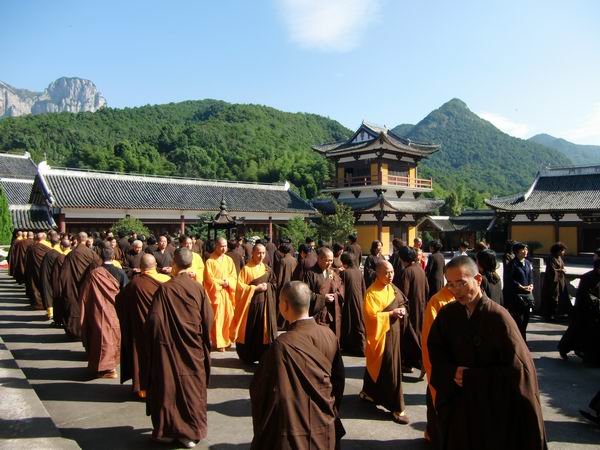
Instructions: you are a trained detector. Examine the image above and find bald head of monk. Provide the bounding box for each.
[375,260,394,286]
[60,238,71,251]
[48,231,60,246]
[279,281,311,323]
[214,237,227,257]
[16,230,23,238]
[140,253,157,271]
[173,247,193,271]
[78,232,88,244]
[35,232,45,242]
[251,243,266,265]
[27,231,34,239]
[317,247,334,272]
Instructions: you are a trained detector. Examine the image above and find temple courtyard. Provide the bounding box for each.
[0,268,599,450]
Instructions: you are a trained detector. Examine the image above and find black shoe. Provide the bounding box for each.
[580,409,600,426]
[559,350,568,360]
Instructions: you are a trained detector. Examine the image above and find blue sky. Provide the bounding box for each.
[2,0,600,144]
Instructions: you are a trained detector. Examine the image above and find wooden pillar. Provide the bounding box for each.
[180,215,185,236]
[58,213,66,234]
[268,216,273,240]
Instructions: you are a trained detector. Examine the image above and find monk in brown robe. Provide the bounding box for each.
[50,240,70,327]
[426,240,446,298]
[230,243,278,364]
[292,244,317,281]
[361,260,410,424]
[80,246,128,379]
[24,232,53,311]
[250,281,345,450]
[123,239,144,278]
[273,242,297,299]
[11,231,34,285]
[39,232,68,320]
[146,248,213,448]
[428,256,547,450]
[118,254,170,398]
[8,230,23,280]
[303,247,344,340]
[396,246,429,373]
[60,232,102,339]
[345,234,362,266]
[339,252,366,356]
[226,239,245,274]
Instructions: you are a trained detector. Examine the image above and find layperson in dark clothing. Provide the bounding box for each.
[558,258,600,364]
[541,242,568,321]
[477,249,503,305]
[425,239,445,298]
[363,240,384,288]
[506,242,534,341]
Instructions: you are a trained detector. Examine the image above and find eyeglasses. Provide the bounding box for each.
[446,280,471,290]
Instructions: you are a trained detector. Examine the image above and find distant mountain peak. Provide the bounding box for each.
[529,133,600,165]
[0,77,106,118]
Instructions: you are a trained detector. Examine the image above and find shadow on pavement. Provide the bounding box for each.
[11,347,87,362]
[21,366,93,382]
[545,419,600,445]
[209,398,251,417]
[209,374,253,390]
[342,438,427,449]
[34,381,133,403]
[60,425,156,450]
[0,417,59,439]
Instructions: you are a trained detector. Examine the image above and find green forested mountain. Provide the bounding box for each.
[528,133,600,165]
[0,100,351,198]
[392,99,572,208]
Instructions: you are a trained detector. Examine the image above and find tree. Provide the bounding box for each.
[111,217,150,237]
[276,216,315,249]
[0,186,13,244]
[318,202,356,244]
[441,192,462,216]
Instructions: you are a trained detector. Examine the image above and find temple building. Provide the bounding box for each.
[486,165,600,255]
[23,161,316,236]
[312,121,443,253]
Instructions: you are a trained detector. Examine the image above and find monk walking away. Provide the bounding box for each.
[146,248,213,449]
[230,243,278,364]
[361,260,410,424]
[428,256,547,450]
[339,252,366,356]
[80,245,128,379]
[250,281,345,450]
[118,253,170,399]
[204,236,237,351]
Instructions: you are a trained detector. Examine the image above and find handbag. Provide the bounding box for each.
[517,293,535,310]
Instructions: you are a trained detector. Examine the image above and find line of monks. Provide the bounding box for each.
[7,230,548,449]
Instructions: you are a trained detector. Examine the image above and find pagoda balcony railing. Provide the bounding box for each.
[324,174,432,189]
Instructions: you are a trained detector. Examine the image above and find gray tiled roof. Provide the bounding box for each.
[35,166,316,214]
[0,179,34,204]
[486,165,600,212]
[9,205,56,231]
[0,153,37,179]
[312,195,442,215]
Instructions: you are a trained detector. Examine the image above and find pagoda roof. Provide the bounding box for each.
[312,194,443,215]
[313,121,440,159]
[485,165,600,213]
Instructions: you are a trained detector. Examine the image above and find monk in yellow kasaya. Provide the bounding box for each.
[361,260,410,424]
[230,243,278,364]
[421,285,455,446]
[204,236,237,351]
[174,236,204,284]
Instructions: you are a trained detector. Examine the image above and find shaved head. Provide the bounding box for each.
[27,231,34,239]
[35,232,45,242]
[60,238,71,250]
[140,253,157,271]
[280,281,311,314]
[174,247,193,270]
[48,231,60,245]
[78,232,88,243]
[375,260,394,286]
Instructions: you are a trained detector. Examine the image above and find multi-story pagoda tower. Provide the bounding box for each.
[312,121,444,254]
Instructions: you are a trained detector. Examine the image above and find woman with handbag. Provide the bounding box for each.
[507,242,534,341]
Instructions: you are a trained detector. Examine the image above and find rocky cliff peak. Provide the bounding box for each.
[0,77,106,117]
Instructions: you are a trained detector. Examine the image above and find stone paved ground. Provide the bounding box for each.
[0,269,599,449]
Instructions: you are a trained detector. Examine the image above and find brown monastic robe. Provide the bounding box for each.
[274,253,297,298]
[428,294,547,450]
[250,318,345,450]
[146,274,213,441]
[292,251,317,281]
[303,265,344,340]
[123,249,144,278]
[24,242,53,309]
[50,254,67,325]
[226,249,245,275]
[60,244,101,339]
[345,242,362,266]
[340,267,366,356]
[79,266,122,372]
[117,273,163,392]
[398,263,429,369]
[10,238,33,284]
[265,241,277,267]
[363,254,384,288]
[426,251,445,298]
[40,249,61,310]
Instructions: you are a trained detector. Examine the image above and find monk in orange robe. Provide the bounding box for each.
[421,286,455,445]
[204,236,237,351]
[230,243,277,364]
[361,260,410,424]
[174,236,204,284]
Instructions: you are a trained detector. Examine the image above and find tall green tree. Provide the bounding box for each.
[111,217,150,237]
[0,186,13,244]
[276,216,316,249]
[318,202,356,244]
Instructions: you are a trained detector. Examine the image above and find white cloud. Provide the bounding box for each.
[561,103,600,145]
[478,112,530,138]
[275,0,381,52]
